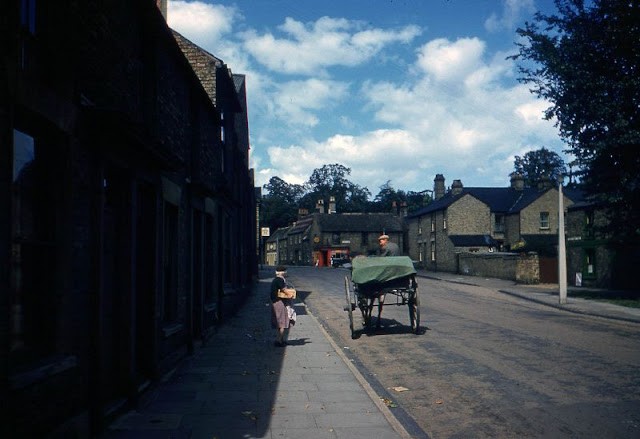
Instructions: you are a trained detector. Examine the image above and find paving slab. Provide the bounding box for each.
[102,271,409,439]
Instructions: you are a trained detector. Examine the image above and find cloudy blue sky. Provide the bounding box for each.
[167,0,566,196]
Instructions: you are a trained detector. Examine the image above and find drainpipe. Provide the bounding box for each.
[89,160,105,435]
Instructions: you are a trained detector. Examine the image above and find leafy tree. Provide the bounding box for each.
[511,0,640,239]
[371,181,404,213]
[371,181,396,212]
[261,176,305,231]
[406,190,431,213]
[304,164,371,213]
[371,182,431,214]
[513,147,567,187]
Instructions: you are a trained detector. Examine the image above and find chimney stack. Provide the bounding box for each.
[510,173,524,191]
[434,174,445,200]
[537,174,552,191]
[400,201,408,217]
[451,179,463,196]
[328,196,336,214]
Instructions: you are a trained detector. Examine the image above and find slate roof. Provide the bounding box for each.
[316,213,403,233]
[232,74,246,93]
[287,216,314,235]
[171,29,242,111]
[171,29,221,106]
[265,226,289,243]
[408,186,585,218]
[449,235,499,247]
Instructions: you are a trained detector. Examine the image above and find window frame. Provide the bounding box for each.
[539,211,550,229]
[494,213,505,233]
[10,127,60,368]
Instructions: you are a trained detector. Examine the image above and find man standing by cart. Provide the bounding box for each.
[377,234,400,256]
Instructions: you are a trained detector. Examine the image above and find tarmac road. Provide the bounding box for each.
[288,266,640,438]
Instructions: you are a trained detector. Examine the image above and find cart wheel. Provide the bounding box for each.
[409,293,420,334]
[344,276,356,339]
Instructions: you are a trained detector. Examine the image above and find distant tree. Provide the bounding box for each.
[513,147,567,187]
[304,164,371,213]
[370,182,430,214]
[405,190,431,213]
[511,0,640,239]
[261,176,305,231]
[371,181,401,213]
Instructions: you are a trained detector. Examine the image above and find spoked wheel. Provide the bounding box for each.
[409,292,420,334]
[344,276,357,339]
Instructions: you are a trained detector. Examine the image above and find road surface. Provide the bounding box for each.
[286,266,640,438]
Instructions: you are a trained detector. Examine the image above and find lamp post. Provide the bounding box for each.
[558,176,567,304]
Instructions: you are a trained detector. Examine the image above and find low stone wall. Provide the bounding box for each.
[458,252,540,284]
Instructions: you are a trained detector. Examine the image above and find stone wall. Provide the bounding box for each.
[458,252,540,284]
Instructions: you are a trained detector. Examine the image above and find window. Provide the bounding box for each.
[494,214,505,233]
[162,202,179,323]
[20,0,37,70]
[431,215,436,232]
[584,249,596,278]
[430,238,436,262]
[584,210,595,238]
[443,214,447,230]
[418,224,422,235]
[540,212,550,229]
[21,0,36,34]
[220,111,225,143]
[11,128,59,368]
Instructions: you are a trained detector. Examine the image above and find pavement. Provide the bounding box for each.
[415,269,640,325]
[102,268,412,439]
[102,268,639,439]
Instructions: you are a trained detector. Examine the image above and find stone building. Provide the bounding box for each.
[566,202,638,289]
[1,1,255,436]
[406,174,582,281]
[270,198,405,267]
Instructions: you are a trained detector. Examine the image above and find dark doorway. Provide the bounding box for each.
[539,256,558,283]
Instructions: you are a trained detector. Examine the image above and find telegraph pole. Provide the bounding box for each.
[558,177,567,304]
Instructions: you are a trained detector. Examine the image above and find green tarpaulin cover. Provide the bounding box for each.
[351,256,416,285]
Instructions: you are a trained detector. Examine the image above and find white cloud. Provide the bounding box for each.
[416,38,486,82]
[241,16,421,75]
[515,99,550,125]
[167,2,564,194]
[485,0,536,33]
[167,1,238,45]
[274,79,349,126]
[265,129,426,191]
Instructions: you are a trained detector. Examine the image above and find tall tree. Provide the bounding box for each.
[261,176,305,231]
[372,181,405,213]
[513,147,567,187]
[511,0,640,239]
[304,164,371,213]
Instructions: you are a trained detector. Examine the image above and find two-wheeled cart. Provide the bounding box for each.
[344,256,420,339]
